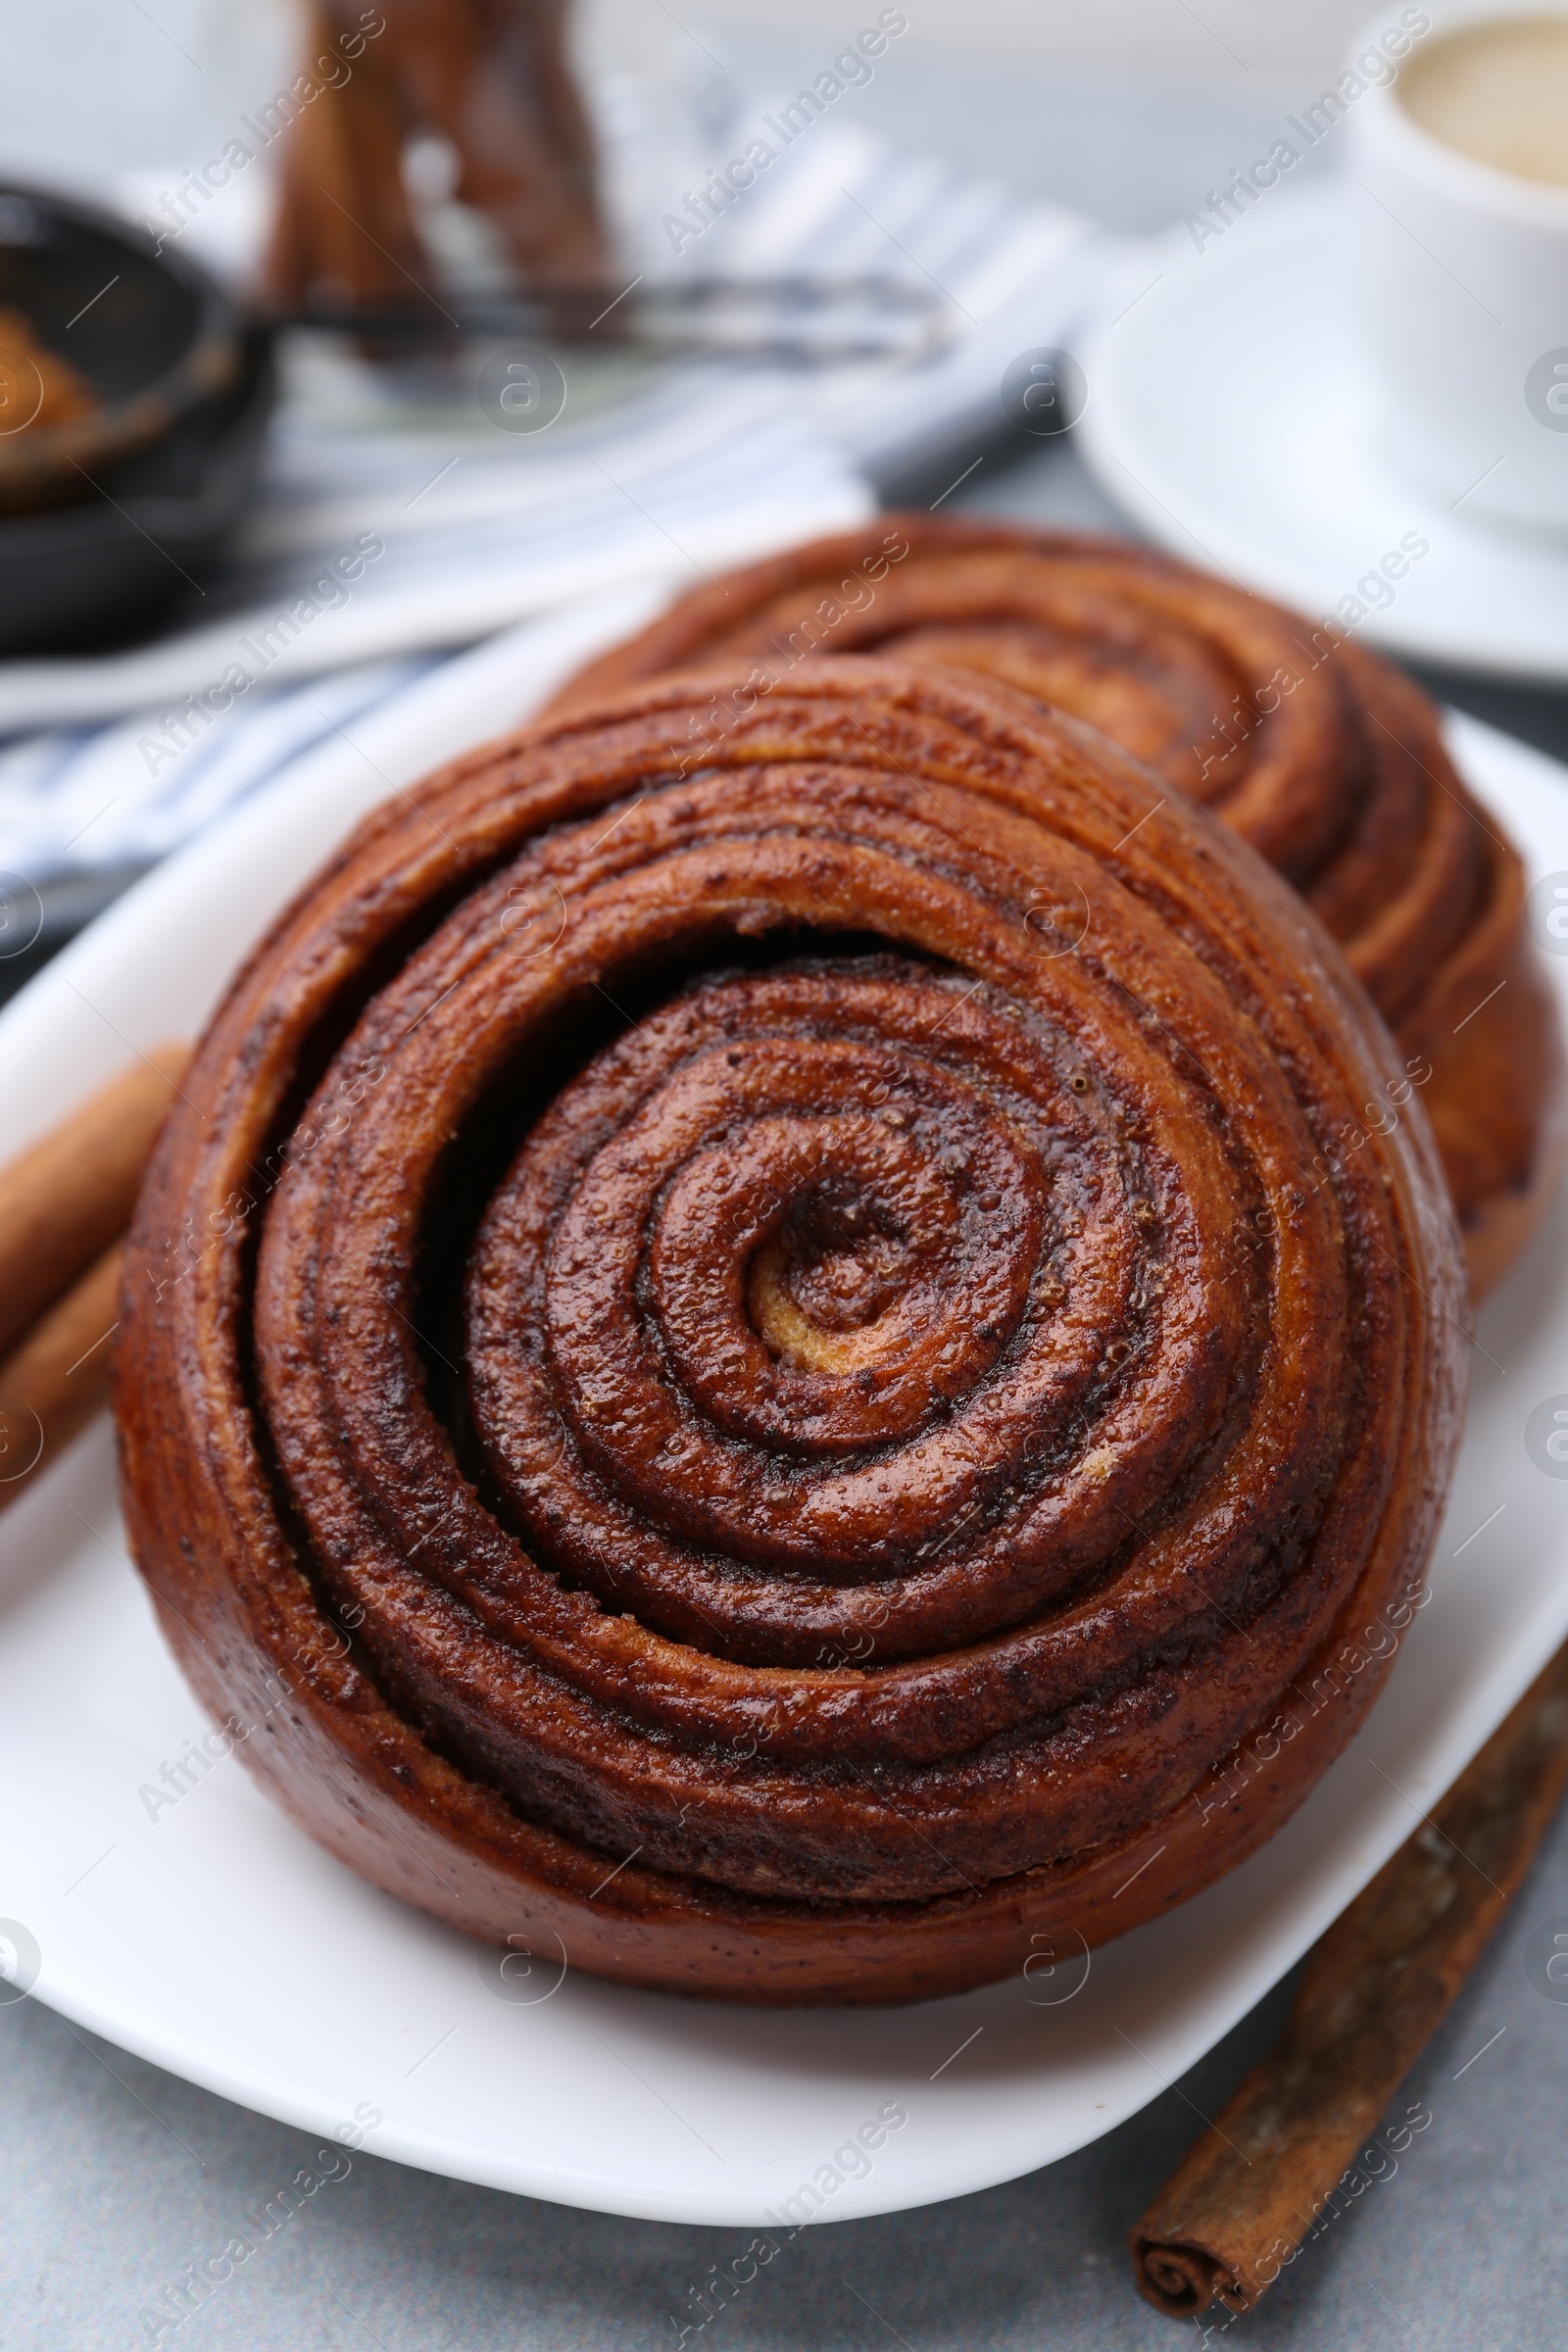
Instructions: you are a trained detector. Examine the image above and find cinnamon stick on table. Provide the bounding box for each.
[0,1045,187,1515]
[1132,1642,1568,2320]
[265,0,608,317]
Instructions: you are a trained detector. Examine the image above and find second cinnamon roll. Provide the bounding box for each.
[547,517,1563,1298]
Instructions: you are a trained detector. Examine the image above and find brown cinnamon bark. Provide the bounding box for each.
[1132,1642,1568,2318]
[266,3,429,313]
[0,1243,122,1515]
[0,1043,187,1363]
[264,0,607,316]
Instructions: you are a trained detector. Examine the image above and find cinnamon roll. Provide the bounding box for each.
[118,662,1466,2004]
[548,518,1563,1298]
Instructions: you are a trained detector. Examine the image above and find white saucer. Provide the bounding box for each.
[1,659,1566,2222]
[1077,183,1568,683]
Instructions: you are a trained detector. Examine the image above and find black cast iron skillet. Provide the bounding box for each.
[0,183,273,656]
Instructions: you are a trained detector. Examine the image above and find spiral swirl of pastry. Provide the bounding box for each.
[549,519,1564,1298]
[118,662,1466,2003]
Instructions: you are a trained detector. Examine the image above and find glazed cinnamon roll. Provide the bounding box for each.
[548,518,1563,1298]
[118,662,1466,2004]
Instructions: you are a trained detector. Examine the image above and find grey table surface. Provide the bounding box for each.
[6,51,1568,2352]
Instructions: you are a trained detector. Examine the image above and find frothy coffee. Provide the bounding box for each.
[1397,14,1568,188]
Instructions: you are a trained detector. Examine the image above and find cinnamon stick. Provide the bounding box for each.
[1131,1643,1568,2319]
[265,2,428,313]
[0,1243,122,1515]
[263,0,608,317]
[0,1042,187,1363]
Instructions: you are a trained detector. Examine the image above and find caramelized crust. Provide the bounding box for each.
[117,662,1467,2002]
[548,520,1564,1295]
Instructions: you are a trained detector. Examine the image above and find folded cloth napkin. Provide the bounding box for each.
[0,364,871,740]
[0,368,870,884]
[597,72,1125,489]
[0,70,1127,891]
[0,658,434,887]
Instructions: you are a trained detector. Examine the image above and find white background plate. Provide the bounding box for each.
[1076,183,1568,683]
[1,649,1566,2225]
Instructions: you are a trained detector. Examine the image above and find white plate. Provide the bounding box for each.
[1,688,1566,2227]
[1076,184,1568,684]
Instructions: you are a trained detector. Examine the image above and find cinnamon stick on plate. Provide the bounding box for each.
[0,1041,187,1364]
[1132,1642,1568,2320]
[0,1044,187,1514]
[0,1243,122,1513]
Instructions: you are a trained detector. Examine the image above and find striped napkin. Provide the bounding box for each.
[0,71,1124,892]
[0,366,870,887]
[599,72,1122,488]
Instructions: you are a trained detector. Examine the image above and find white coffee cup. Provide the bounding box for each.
[1348,1,1568,529]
